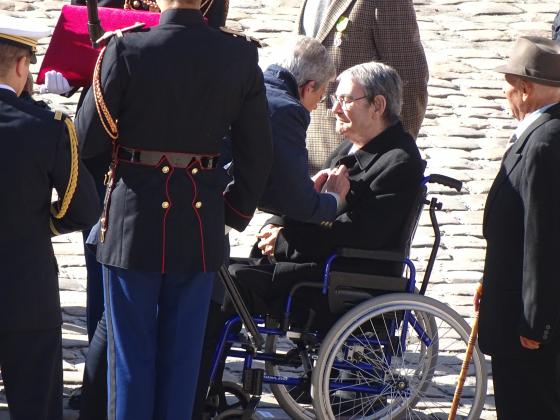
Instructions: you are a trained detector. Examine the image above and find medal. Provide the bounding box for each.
[334,16,349,48]
[334,32,342,47]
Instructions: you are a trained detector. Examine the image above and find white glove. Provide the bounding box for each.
[39,70,72,95]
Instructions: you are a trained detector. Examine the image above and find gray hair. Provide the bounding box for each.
[274,36,336,90]
[339,62,403,124]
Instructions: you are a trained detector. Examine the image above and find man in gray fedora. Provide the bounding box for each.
[474,36,560,419]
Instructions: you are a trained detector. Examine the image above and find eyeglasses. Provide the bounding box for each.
[329,94,368,109]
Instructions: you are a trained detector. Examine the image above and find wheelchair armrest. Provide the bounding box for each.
[336,248,406,262]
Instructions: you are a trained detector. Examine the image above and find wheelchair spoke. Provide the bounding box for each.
[312,294,486,420]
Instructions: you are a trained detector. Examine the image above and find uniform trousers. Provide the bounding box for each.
[103,265,213,420]
[491,350,560,419]
[0,327,62,420]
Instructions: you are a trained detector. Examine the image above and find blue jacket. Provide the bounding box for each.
[259,65,336,223]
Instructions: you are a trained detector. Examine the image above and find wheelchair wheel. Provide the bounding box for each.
[264,334,317,419]
[311,293,487,419]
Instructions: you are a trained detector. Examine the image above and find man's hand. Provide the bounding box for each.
[473,282,483,312]
[39,70,72,95]
[257,224,283,256]
[520,336,540,350]
[311,169,330,192]
[323,165,350,201]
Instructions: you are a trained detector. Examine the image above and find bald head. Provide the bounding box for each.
[504,74,560,121]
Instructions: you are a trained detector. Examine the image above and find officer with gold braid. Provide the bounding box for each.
[0,15,99,419]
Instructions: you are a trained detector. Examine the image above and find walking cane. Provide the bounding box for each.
[448,284,482,420]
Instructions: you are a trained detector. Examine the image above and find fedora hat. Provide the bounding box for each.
[495,36,560,86]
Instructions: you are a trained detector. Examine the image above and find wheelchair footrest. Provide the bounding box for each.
[243,368,264,396]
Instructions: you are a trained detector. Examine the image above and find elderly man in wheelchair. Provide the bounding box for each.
[199,61,488,420]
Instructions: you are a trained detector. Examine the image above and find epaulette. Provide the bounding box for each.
[220,26,262,48]
[53,109,67,122]
[95,22,146,47]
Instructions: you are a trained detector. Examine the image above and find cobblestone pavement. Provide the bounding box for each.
[0,0,558,418]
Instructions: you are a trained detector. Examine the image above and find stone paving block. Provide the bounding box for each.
[449,95,503,109]
[440,224,483,237]
[454,210,484,225]
[428,79,460,91]
[459,2,523,16]
[424,147,473,160]
[446,247,486,262]
[463,180,494,195]
[442,235,486,248]
[463,193,487,211]
[518,2,560,13]
[459,29,514,42]
[470,146,509,160]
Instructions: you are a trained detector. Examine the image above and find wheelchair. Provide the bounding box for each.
[207,174,488,420]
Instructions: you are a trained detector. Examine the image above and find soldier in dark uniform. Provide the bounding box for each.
[75,0,272,417]
[0,15,100,420]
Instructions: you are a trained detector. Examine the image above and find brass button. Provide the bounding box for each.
[161,165,170,174]
[162,201,170,209]
[132,0,141,8]
[195,201,202,209]
[191,168,199,175]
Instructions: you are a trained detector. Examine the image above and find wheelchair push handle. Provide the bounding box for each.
[426,174,462,191]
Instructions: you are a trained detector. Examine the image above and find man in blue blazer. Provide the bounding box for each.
[259,36,349,223]
[475,36,560,419]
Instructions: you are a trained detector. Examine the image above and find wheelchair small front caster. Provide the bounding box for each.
[206,381,251,415]
[214,408,258,420]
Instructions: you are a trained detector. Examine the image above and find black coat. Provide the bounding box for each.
[270,122,425,263]
[0,88,99,332]
[479,103,560,356]
[258,65,336,223]
[76,8,272,274]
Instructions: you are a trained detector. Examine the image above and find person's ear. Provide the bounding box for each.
[299,80,314,100]
[15,55,29,79]
[520,79,533,102]
[372,95,387,116]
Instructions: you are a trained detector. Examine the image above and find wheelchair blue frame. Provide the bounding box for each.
[209,174,461,404]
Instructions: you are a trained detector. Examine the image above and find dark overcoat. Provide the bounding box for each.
[479,103,560,356]
[270,122,425,263]
[259,64,336,223]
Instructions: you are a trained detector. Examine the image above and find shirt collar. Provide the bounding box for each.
[0,84,16,94]
[338,122,404,170]
[264,64,300,102]
[513,102,558,140]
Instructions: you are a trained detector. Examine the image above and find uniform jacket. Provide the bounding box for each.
[297,0,429,173]
[0,88,99,332]
[76,8,272,274]
[259,64,337,223]
[269,122,425,263]
[479,102,560,356]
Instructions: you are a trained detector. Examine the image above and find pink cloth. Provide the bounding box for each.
[38,5,160,87]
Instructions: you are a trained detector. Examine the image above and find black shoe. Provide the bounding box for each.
[68,387,82,410]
